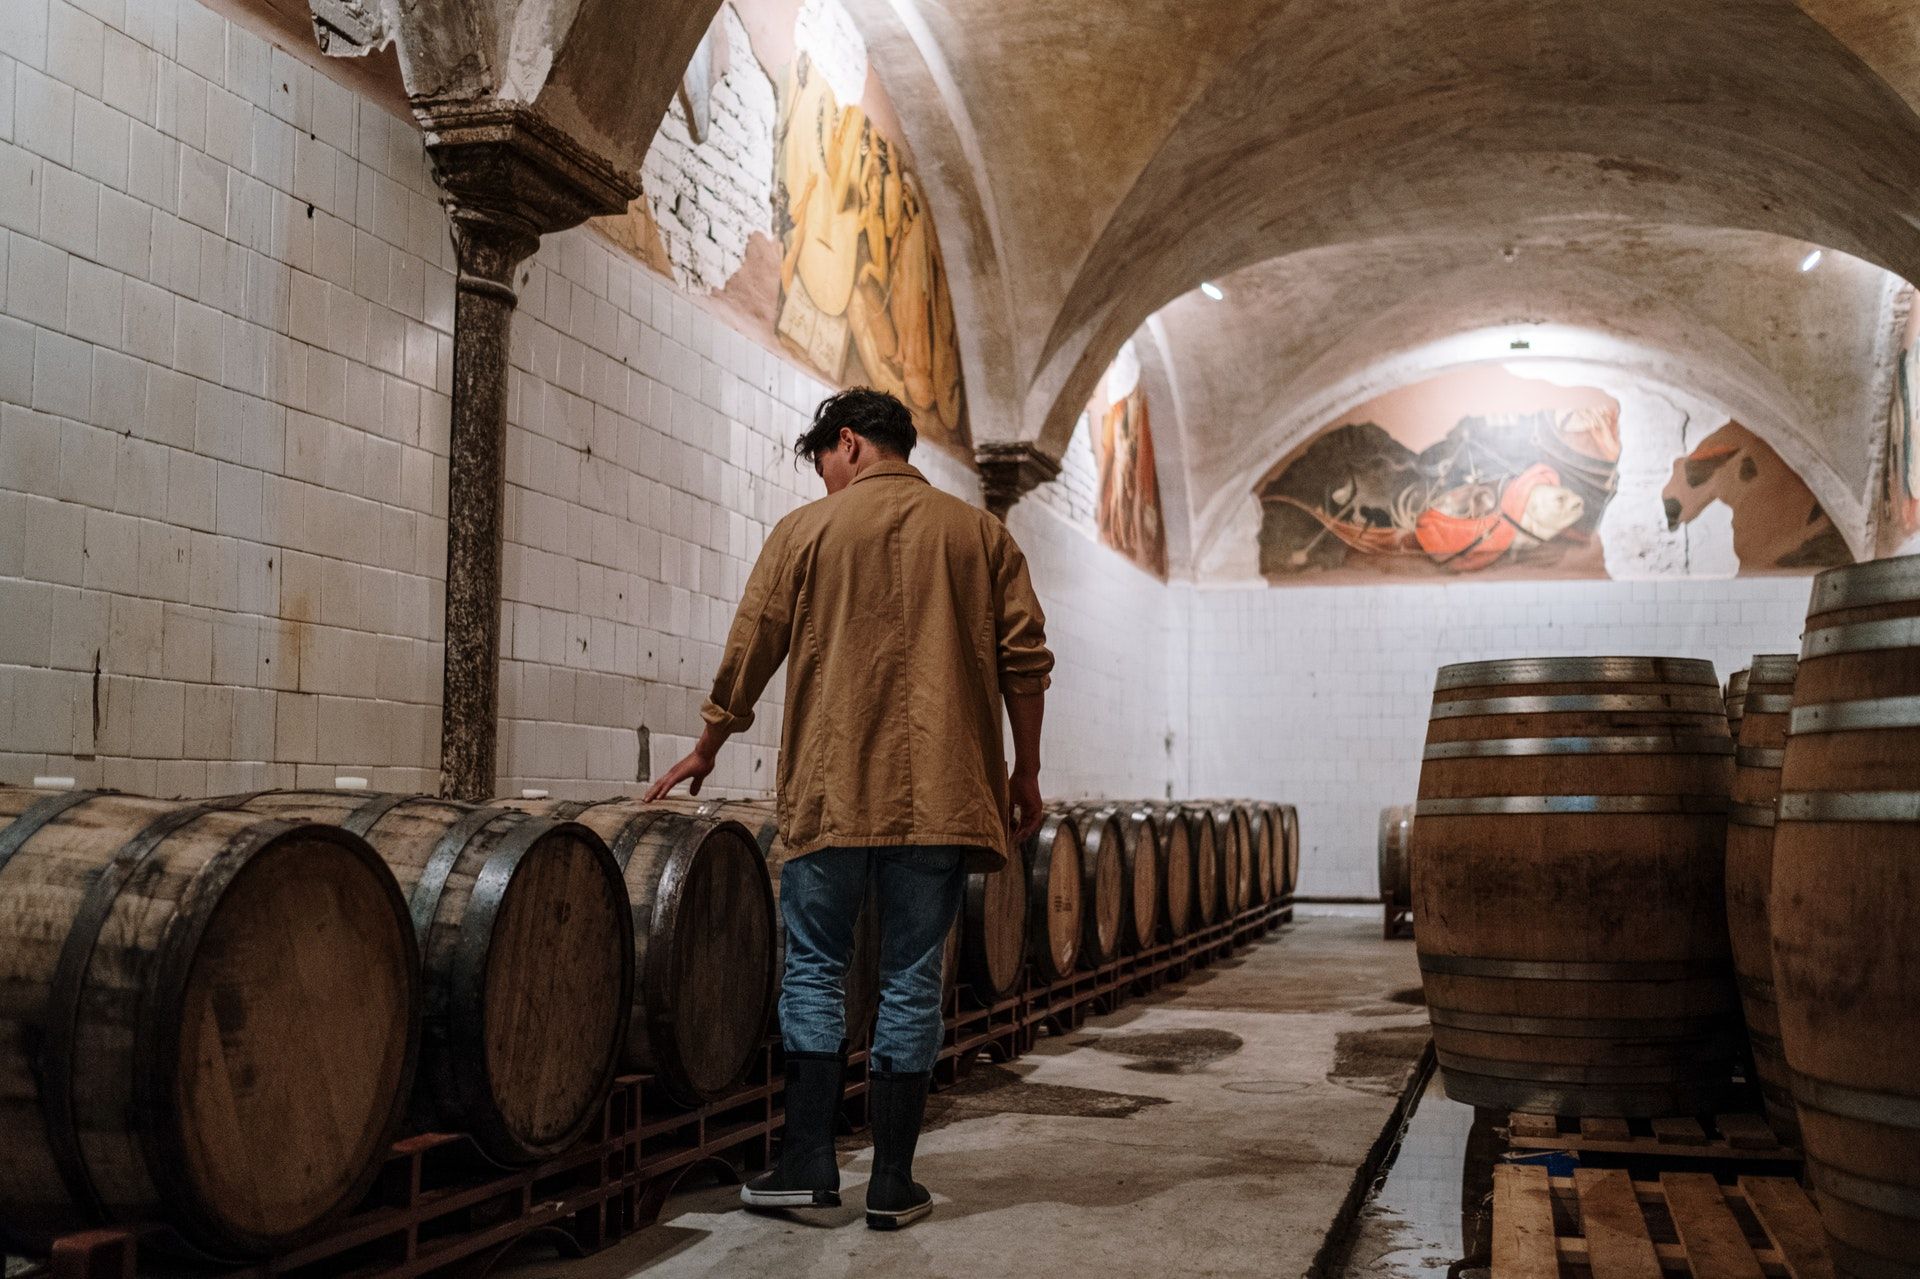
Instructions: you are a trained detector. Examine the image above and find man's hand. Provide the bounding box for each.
[644,745,718,803]
[1007,767,1044,846]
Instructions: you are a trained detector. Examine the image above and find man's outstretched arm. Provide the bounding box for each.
[644,521,796,801]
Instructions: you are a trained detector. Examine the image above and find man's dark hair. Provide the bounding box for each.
[793,387,917,466]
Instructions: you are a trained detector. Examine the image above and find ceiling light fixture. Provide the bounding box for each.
[1199,281,1225,301]
[1800,249,1824,273]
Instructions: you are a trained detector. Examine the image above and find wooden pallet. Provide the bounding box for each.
[1492,1165,1832,1279]
[1506,1111,1800,1168]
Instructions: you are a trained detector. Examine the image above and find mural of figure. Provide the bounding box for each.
[1085,348,1169,578]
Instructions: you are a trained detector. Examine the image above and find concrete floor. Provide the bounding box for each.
[504,909,1429,1279]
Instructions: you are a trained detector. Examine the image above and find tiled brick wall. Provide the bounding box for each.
[1178,576,1816,897]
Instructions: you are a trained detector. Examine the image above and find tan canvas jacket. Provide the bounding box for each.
[700,459,1054,869]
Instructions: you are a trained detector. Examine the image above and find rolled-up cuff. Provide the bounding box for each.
[999,671,1052,696]
[701,699,756,732]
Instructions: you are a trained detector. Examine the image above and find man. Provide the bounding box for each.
[645,387,1053,1230]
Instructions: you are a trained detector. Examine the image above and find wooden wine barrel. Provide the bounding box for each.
[229,792,631,1165]
[1111,805,1163,951]
[1144,804,1193,939]
[499,799,774,1107]
[1279,803,1301,899]
[1183,803,1222,926]
[1722,655,1799,1145]
[1377,803,1414,911]
[962,841,1028,1003]
[651,797,880,1042]
[1725,668,1750,742]
[1775,556,1920,1275]
[1209,804,1252,918]
[1411,656,1741,1117]
[1063,805,1127,967]
[0,790,419,1259]
[1244,802,1274,906]
[1026,812,1084,982]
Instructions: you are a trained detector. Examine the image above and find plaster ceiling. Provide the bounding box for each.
[842,0,1920,570]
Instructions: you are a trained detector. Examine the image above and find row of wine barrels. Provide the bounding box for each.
[649,797,881,1049]
[228,792,632,1166]
[1411,656,1741,1117]
[1721,655,1798,1145]
[0,790,420,1260]
[1377,803,1413,909]
[1775,556,1920,1276]
[500,798,775,1108]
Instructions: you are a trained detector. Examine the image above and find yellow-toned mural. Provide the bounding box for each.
[1880,290,1920,554]
[1084,346,1168,578]
[593,0,969,456]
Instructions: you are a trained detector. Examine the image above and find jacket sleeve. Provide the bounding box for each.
[701,517,799,733]
[991,524,1054,696]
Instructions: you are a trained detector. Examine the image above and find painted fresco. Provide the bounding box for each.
[1256,367,1847,583]
[1085,346,1169,578]
[594,0,969,454]
[1663,423,1849,572]
[1879,289,1920,555]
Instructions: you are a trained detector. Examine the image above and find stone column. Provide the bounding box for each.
[419,106,634,800]
[975,441,1062,521]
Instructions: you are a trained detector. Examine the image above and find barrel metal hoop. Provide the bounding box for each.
[1792,1072,1920,1129]
[1429,693,1727,719]
[1746,654,1800,683]
[1734,747,1785,769]
[1415,795,1731,817]
[1422,735,1734,760]
[1802,616,1920,659]
[342,789,415,838]
[1737,973,1777,1004]
[1435,1048,1729,1086]
[1428,1006,1726,1040]
[41,795,258,1226]
[1728,802,1778,828]
[408,806,509,938]
[1791,696,1920,735]
[1740,694,1795,715]
[1807,1161,1920,1220]
[1434,657,1719,690]
[0,789,108,879]
[546,798,599,821]
[1810,556,1920,615]
[1824,1238,1920,1279]
[1419,953,1727,982]
[1778,791,1920,823]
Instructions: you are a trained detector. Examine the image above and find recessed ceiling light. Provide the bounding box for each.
[1199,281,1224,301]
[1800,249,1824,273]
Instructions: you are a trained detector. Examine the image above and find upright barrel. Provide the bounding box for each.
[1722,655,1799,1144]
[1776,557,1920,1276]
[1144,804,1193,939]
[653,797,880,1042]
[1725,668,1750,742]
[502,799,775,1106]
[0,791,419,1258]
[1184,804,1222,926]
[1026,812,1084,982]
[962,841,1028,1003]
[230,792,631,1164]
[1411,656,1740,1116]
[1065,805,1126,967]
[1378,804,1413,914]
[1112,804,1163,951]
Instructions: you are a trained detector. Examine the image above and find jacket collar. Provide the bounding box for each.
[848,458,927,487]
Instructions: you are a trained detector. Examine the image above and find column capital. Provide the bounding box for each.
[975,442,1062,520]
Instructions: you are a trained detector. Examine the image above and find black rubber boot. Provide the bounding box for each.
[742,1047,847,1209]
[864,1064,933,1229]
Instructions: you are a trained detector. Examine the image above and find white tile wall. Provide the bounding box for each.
[1177,576,1816,898]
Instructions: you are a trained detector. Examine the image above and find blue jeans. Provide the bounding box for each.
[779,846,967,1073]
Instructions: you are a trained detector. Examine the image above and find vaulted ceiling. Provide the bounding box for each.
[842,0,1920,569]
